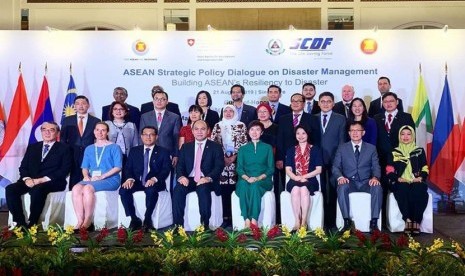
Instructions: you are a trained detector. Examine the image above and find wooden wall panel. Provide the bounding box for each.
[196,8,321,30]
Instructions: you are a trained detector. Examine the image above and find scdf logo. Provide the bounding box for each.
[290,37,333,51]
[266,39,285,55]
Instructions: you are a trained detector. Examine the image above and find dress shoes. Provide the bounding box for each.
[369,219,379,233]
[143,220,155,232]
[340,219,353,234]
[129,218,143,231]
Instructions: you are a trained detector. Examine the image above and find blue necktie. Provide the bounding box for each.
[142,148,150,185]
[42,144,50,161]
[307,101,312,113]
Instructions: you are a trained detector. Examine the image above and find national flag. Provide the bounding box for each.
[411,73,433,163]
[60,74,77,124]
[0,73,31,184]
[29,75,54,144]
[429,75,461,195]
[0,99,5,146]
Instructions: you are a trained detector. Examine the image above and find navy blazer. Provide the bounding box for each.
[333,101,350,118]
[123,145,171,188]
[374,111,414,162]
[304,100,321,115]
[140,101,181,117]
[102,103,141,130]
[176,140,224,184]
[19,141,72,189]
[368,97,404,118]
[270,102,291,123]
[60,114,100,151]
[310,112,346,166]
[276,112,312,162]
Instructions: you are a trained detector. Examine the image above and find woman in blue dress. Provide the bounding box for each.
[347,97,377,146]
[72,121,122,231]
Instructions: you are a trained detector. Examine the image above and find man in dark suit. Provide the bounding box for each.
[302,83,321,115]
[276,93,312,223]
[333,121,382,233]
[140,90,182,193]
[220,84,257,127]
[60,95,100,189]
[140,85,181,117]
[310,91,346,230]
[120,126,171,230]
[172,120,224,228]
[267,84,291,123]
[101,87,141,129]
[368,76,404,117]
[333,84,355,119]
[6,122,71,228]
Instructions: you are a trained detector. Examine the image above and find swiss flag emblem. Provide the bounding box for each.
[187,39,195,46]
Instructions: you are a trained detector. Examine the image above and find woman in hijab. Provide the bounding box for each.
[386,125,429,235]
[210,104,248,227]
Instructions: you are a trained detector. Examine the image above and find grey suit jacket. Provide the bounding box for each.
[139,110,181,157]
[332,141,381,185]
[311,112,346,166]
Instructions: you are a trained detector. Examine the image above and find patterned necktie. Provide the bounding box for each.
[345,103,350,118]
[307,101,312,113]
[323,114,328,128]
[142,148,150,185]
[271,104,276,118]
[354,145,360,162]
[78,116,84,136]
[385,114,392,133]
[293,114,299,127]
[194,143,203,182]
[157,112,162,125]
[42,144,50,161]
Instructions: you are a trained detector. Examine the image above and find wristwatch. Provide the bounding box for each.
[205,177,213,183]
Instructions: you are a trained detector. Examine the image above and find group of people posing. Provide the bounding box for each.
[6,77,430,235]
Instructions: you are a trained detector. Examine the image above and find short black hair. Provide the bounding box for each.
[152,90,169,101]
[42,121,60,132]
[294,124,312,144]
[74,95,89,104]
[378,76,391,85]
[291,93,305,102]
[319,91,334,101]
[302,83,315,90]
[141,126,158,135]
[230,84,245,95]
[109,101,130,121]
[267,85,281,94]
[187,105,204,125]
[348,121,365,131]
[381,91,398,101]
[247,120,264,132]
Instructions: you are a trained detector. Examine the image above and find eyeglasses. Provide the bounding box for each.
[153,98,167,102]
[41,128,57,133]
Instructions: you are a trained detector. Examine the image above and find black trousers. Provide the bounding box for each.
[220,184,235,221]
[119,180,165,222]
[6,181,66,226]
[393,182,428,223]
[172,178,212,227]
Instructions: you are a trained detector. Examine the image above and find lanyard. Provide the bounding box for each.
[95,144,107,168]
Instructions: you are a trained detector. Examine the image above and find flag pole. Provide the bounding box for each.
[70,62,72,75]
[45,62,48,75]
[18,62,22,73]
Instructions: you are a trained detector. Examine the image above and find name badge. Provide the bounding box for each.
[92,170,102,177]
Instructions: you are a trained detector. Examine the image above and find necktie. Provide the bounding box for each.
[78,116,84,136]
[42,144,50,161]
[142,148,150,185]
[385,114,392,133]
[323,114,328,128]
[345,103,350,117]
[271,104,276,117]
[293,114,299,127]
[307,101,312,113]
[354,145,360,162]
[194,143,203,182]
[157,112,162,125]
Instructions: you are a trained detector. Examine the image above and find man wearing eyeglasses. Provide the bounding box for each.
[120,126,171,231]
[6,121,71,229]
[333,121,382,233]
[101,87,141,129]
[140,90,182,193]
[140,85,181,117]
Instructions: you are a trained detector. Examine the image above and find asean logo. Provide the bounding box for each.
[360,38,378,55]
[266,39,285,56]
[132,39,149,55]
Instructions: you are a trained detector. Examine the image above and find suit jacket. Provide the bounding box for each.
[102,103,141,130]
[140,102,181,117]
[220,103,258,128]
[203,108,220,131]
[60,114,101,151]
[368,97,404,118]
[139,110,181,156]
[123,145,171,188]
[304,100,321,115]
[332,141,381,185]
[270,102,291,123]
[19,141,72,189]
[176,140,224,184]
[374,111,415,163]
[310,112,346,165]
[276,112,312,162]
[333,101,350,118]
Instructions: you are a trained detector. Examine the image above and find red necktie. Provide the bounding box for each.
[194,143,203,182]
[157,112,162,125]
[385,114,392,133]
